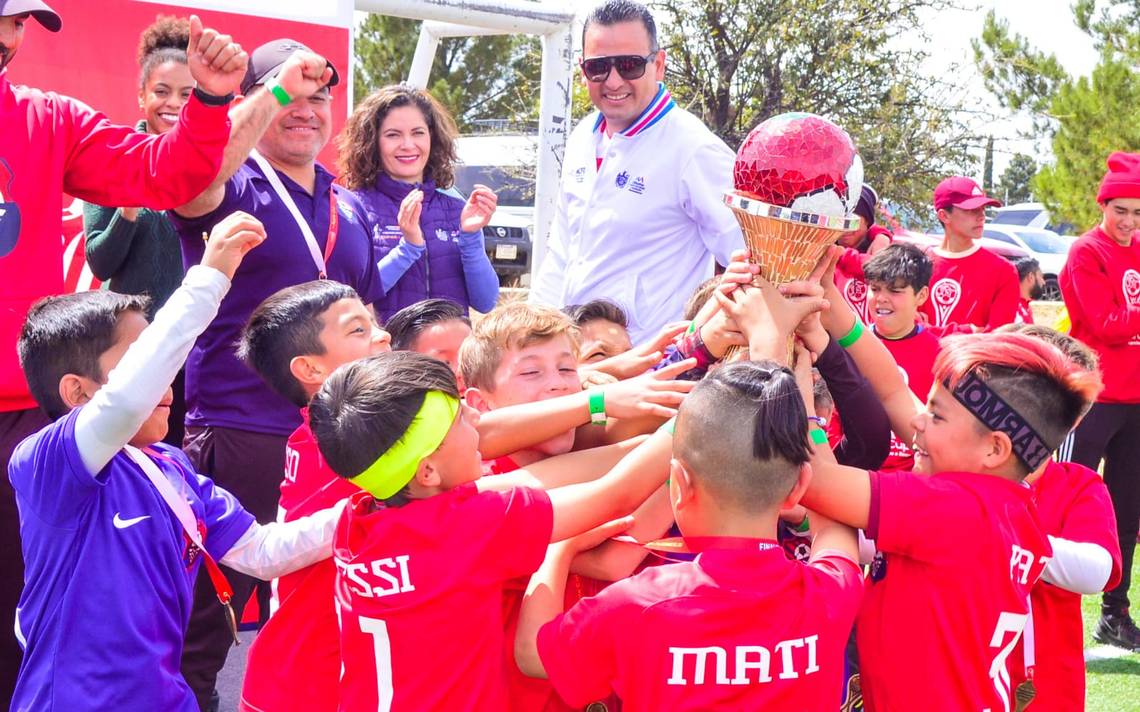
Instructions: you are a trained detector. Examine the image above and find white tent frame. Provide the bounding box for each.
[355,0,580,275]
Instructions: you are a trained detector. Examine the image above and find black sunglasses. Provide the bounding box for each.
[579,51,659,82]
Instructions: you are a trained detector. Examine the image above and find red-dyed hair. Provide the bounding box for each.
[933,332,1102,469]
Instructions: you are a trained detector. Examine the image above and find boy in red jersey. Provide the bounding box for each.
[996,323,1122,711]
[514,359,863,711]
[460,301,693,711]
[719,273,1099,711]
[1058,151,1140,651]
[235,281,391,712]
[308,351,679,711]
[235,287,658,712]
[862,243,941,471]
[919,176,1019,330]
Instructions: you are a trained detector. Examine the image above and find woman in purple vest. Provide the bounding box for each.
[338,84,500,321]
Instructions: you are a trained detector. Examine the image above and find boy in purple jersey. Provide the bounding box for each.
[8,212,343,712]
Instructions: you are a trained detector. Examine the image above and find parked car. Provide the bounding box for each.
[981,225,1071,301]
[454,134,538,287]
[990,202,1077,238]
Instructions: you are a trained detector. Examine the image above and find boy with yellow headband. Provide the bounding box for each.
[309,351,674,711]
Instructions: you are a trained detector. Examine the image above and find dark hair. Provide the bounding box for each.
[385,298,470,351]
[863,243,933,291]
[1013,256,1042,281]
[673,360,810,512]
[337,84,459,190]
[309,352,459,483]
[683,276,720,321]
[238,281,362,407]
[137,16,189,90]
[19,292,150,419]
[565,299,628,329]
[582,0,659,52]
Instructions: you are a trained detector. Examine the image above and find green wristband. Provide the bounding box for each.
[588,389,606,426]
[837,319,865,349]
[658,417,676,435]
[686,320,697,335]
[265,78,292,107]
[809,427,829,446]
[794,514,811,533]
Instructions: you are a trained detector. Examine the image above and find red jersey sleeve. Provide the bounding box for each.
[807,551,866,624]
[986,257,1020,330]
[1063,239,1140,346]
[537,584,629,706]
[60,94,229,210]
[475,486,554,584]
[1054,473,1124,590]
[837,247,868,279]
[868,470,981,563]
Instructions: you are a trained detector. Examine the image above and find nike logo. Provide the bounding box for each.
[112,513,150,529]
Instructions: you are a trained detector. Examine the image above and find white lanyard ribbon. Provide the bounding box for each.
[249,149,331,278]
[124,445,202,548]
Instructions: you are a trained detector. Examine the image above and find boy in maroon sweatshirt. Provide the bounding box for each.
[1058,151,1140,651]
[919,176,1019,330]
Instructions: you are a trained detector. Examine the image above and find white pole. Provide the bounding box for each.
[356,0,572,35]
[532,25,573,276]
[407,24,441,88]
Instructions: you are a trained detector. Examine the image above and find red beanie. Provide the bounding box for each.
[1097,151,1140,204]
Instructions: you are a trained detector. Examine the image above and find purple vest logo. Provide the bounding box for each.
[0,158,21,259]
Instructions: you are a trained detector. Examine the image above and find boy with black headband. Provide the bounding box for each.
[309,352,677,711]
[514,361,862,710]
[995,323,1122,711]
[810,333,1091,708]
[718,271,1100,711]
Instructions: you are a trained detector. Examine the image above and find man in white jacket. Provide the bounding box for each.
[529,0,742,343]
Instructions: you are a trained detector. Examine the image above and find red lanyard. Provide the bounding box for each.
[133,447,241,646]
[321,193,339,279]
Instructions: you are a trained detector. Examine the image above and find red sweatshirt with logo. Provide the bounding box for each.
[1059,226,1140,403]
[0,71,229,412]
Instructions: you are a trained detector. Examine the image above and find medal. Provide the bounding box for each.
[1014,679,1035,711]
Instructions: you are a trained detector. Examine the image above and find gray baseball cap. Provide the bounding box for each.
[240,38,339,96]
[0,0,61,32]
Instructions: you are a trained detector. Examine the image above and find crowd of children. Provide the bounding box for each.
[5,2,1140,709]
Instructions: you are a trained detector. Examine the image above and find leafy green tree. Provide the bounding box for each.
[653,0,975,222]
[352,13,542,130]
[995,153,1037,205]
[974,3,1140,230]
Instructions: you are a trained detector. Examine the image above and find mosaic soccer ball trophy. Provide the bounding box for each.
[724,112,864,359]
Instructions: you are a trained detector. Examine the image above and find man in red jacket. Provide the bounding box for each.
[919,176,1019,330]
[1058,151,1140,651]
[0,2,248,704]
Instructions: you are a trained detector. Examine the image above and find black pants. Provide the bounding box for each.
[1057,401,1140,612]
[180,425,288,711]
[0,407,51,711]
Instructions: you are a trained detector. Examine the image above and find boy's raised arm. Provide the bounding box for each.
[475,360,694,460]
[543,428,672,543]
[74,212,265,475]
[478,437,646,492]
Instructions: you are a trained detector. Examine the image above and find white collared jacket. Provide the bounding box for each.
[530,84,743,343]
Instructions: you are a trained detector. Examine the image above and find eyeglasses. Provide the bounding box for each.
[579,51,659,83]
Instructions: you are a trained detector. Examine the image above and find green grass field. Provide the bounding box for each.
[1084,555,1140,711]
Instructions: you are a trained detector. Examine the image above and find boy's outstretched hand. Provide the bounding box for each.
[203,211,266,280]
[601,357,698,420]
